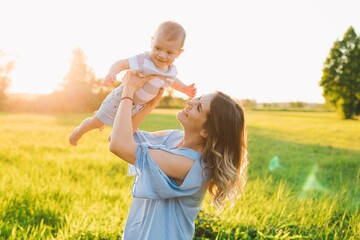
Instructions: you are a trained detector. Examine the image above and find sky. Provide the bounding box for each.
[1,0,360,103]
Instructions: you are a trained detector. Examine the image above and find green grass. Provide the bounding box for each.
[0,110,359,239]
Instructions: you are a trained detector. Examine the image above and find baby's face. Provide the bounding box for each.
[150,33,183,71]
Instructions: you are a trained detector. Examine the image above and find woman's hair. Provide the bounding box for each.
[202,91,248,210]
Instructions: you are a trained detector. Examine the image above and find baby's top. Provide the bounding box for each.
[128,52,177,105]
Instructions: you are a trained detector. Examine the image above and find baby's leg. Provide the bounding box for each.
[68,116,104,146]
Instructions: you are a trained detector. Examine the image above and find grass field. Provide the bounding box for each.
[0,110,359,239]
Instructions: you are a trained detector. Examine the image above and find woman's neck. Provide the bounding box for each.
[178,133,204,153]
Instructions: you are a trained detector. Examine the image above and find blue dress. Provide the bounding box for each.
[122,130,209,240]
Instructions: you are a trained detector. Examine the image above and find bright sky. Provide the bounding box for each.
[1,0,360,103]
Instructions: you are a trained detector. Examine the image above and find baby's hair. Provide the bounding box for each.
[155,21,186,47]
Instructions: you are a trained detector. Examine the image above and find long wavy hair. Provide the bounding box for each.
[202,91,248,210]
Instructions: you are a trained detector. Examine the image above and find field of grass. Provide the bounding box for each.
[0,110,359,239]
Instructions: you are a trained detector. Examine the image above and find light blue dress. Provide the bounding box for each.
[122,130,210,240]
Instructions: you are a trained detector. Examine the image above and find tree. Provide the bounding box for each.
[0,50,15,110]
[59,48,103,112]
[160,88,174,108]
[320,26,360,119]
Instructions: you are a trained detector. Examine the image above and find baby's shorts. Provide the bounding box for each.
[95,87,145,126]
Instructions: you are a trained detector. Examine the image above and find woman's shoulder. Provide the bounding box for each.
[134,129,183,148]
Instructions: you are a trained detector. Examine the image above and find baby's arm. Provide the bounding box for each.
[171,78,196,98]
[104,59,130,87]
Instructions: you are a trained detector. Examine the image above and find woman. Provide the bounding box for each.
[109,72,248,239]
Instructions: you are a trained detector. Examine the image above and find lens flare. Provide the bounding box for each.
[299,164,329,198]
[269,156,285,172]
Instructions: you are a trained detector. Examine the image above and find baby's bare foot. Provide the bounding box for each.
[69,127,80,146]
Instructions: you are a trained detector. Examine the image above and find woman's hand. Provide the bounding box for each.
[147,87,165,109]
[131,87,165,132]
[109,71,158,164]
[121,71,155,97]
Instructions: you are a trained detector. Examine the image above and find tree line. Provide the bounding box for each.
[0,48,185,113]
[320,26,360,119]
[1,26,360,118]
[0,48,107,113]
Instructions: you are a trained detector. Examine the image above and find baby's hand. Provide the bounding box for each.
[104,73,117,87]
[183,83,197,98]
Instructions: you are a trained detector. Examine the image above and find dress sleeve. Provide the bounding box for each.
[131,142,203,199]
[133,129,183,147]
[128,130,183,176]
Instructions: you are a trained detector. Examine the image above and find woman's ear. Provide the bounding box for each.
[200,129,208,138]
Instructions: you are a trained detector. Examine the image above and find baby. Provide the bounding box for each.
[69,21,196,146]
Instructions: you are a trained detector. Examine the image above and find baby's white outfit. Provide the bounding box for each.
[95,52,177,126]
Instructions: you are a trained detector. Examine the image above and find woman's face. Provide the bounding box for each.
[177,93,216,133]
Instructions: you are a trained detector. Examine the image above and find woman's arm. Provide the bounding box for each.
[109,72,148,164]
[147,150,194,184]
[109,72,194,182]
[131,87,165,133]
[107,87,168,143]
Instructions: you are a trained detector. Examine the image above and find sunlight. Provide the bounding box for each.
[2,0,359,102]
[9,50,70,94]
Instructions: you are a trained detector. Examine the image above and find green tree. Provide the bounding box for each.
[59,48,103,112]
[0,50,15,110]
[320,26,360,119]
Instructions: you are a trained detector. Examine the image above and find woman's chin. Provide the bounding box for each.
[176,111,185,123]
